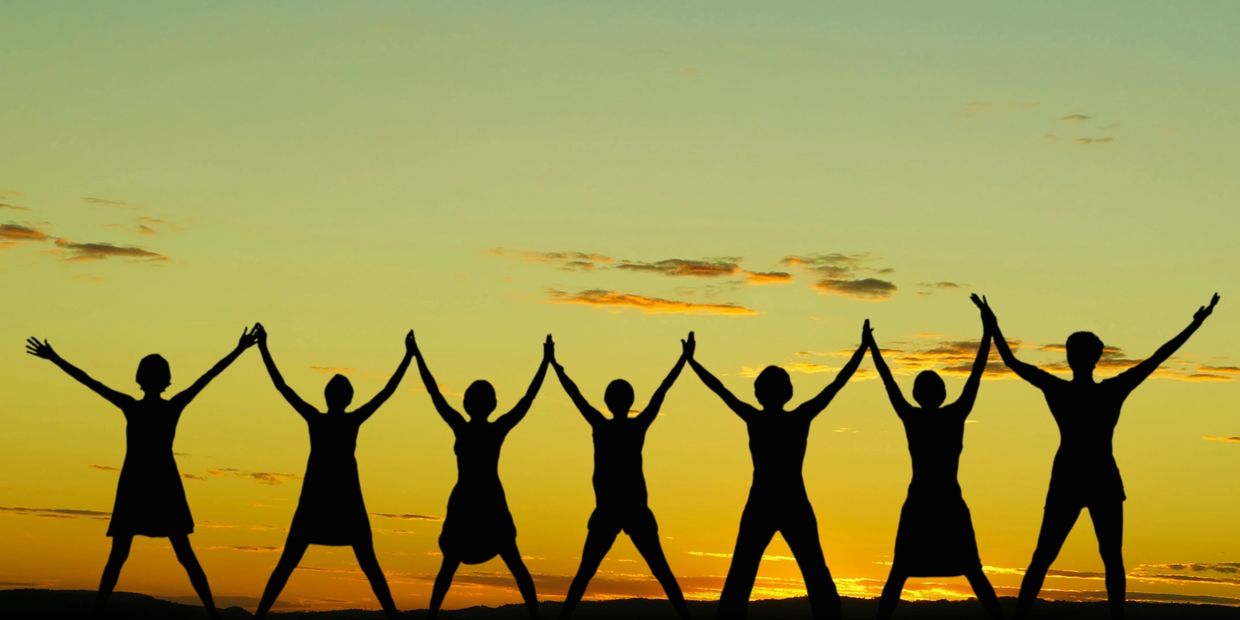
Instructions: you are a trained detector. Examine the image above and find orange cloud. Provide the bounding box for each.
[782,254,898,300]
[207,468,302,485]
[744,270,793,285]
[53,238,167,262]
[0,223,49,242]
[0,505,110,520]
[548,289,757,316]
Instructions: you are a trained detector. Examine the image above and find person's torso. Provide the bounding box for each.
[592,420,649,507]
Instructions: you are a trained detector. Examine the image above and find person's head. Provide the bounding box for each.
[463,380,497,420]
[324,374,354,411]
[754,366,793,409]
[135,354,171,394]
[912,370,946,409]
[1065,331,1104,374]
[604,379,635,418]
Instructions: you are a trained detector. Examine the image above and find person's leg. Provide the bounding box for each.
[875,566,907,620]
[630,521,690,620]
[353,541,400,619]
[561,525,619,620]
[964,567,1003,620]
[94,535,133,619]
[500,542,541,619]
[427,555,461,620]
[169,535,219,620]
[253,537,309,620]
[1088,502,1125,620]
[717,506,776,620]
[1015,505,1081,619]
[780,506,841,620]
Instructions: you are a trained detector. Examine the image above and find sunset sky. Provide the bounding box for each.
[2,2,1238,612]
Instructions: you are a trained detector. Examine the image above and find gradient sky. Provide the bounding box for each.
[2,1,1238,612]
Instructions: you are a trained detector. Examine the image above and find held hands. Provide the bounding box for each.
[971,293,997,328]
[543,334,555,362]
[237,325,261,351]
[252,323,269,348]
[405,330,418,357]
[861,319,875,350]
[681,331,696,360]
[1194,293,1220,323]
[24,337,57,361]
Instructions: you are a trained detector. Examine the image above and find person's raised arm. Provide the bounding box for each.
[411,332,466,430]
[635,332,692,425]
[550,344,605,426]
[865,324,912,416]
[795,319,870,419]
[973,294,1058,391]
[171,326,259,408]
[353,330,416,423]
[954,311,992,416]
[254,324,318,420]
[496,335,552,433]
[1113,293,1220,392]
[26,338,133,409]
[686,338,758,422]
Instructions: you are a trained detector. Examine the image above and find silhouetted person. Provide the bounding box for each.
[252,324,412,620]
[867,299,1001,620]
[415,332,552,620]
[687,324,869,620]
[976,293,1220,620]
[26,328,259,620]
[551,334,694,620]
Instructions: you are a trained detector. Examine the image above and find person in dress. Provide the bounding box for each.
[976,293,1220,620]
[550,333,694,620]
[26,327,259,620]
[686,323,869,620]
[252,324,413,620]
[413,332,551,620]
[866,297,1001,620]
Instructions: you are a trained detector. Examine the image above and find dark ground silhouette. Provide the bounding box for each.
[253,325,414,619]
[976,293,1220,620]
[687,325,869,620]
[4,589,1237,620]
[549,334,693,620]
[414,333,552,619]
[867,301,1001,620]
[26,327,260,620]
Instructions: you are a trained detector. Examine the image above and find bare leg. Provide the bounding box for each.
[427,555,460,620]
[254,536,309,619]
[353,541,400,619]
[1015,505,1080,619]
[500,542,541,619]
[169,535,219,620]
[1088,502,1125,620]
[717,506,776,620]
[781,506,841,620]
[94,535,132,619]
[875,567,906,620]
[630,526,691,620]
[965,567,1003,620]
[562,526,619,620]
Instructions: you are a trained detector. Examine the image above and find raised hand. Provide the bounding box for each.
[543,334,555,361]
[237,325,260,351]
[253,323,268,346]
[25,337,57,361]
[862,319,875,349]
[1194,293,1221,323]
[681,331,696,359]
[405,330,417,356]
[971,293,997,326]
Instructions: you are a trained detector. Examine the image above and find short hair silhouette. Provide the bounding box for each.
[1066,331,1104,371]
[912,371,946,409]
[753,365,792,408]
[604,379,635,416]
[136,354,171,392]
[463,380,497,419]
[324,374,354,410]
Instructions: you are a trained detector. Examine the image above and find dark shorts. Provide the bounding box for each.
[588,505,658,538]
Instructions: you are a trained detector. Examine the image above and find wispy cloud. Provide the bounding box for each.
[207,468,302,485]
[0,202,31,212]
[370,512,443,522]
[0,505,110,520]
[488,248,613,271]
[1059,114,1092,122]
[83,196,137,208]
[53,238,167,263]
[745,270,793,285]
[961,101,1040,117]
[549,289,757,316]
[88,464,121,472]
[0,223,50,242]
[1202,436,1240,444]
[782,254,897,301]
[1074,137,1114,145]
[616,258,740,278]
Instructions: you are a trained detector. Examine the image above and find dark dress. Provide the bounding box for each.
[288,413,371,545]
[108,398,194,537]
[587,417,658,535]
[439,422,516,564]
[892,409,981,577]
[1038,377,1129,509]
